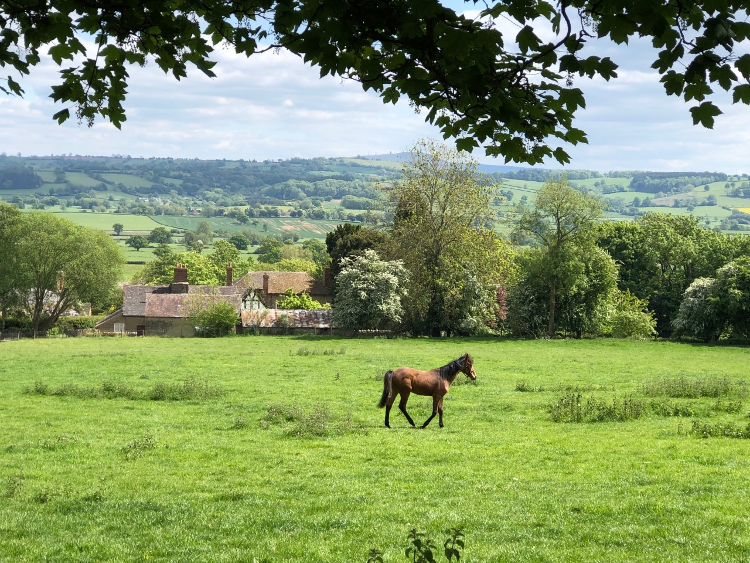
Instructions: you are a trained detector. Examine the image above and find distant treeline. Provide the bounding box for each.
[492,169,604,182]
[629,172,728,194]
[0,166,43,190]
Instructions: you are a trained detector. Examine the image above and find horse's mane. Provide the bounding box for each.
[438,355,470,380]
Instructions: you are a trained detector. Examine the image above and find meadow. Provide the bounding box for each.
[1,337,749,562]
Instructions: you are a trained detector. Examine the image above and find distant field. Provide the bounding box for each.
[153,216,343,239]
[101,173,154,188]
[51,212,164,231]
[61,172,103,187]
[1,337,749,561]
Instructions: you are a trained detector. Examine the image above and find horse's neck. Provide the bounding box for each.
[444,365,461,384]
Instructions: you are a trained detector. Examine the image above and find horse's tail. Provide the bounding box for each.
[377,370,393,408]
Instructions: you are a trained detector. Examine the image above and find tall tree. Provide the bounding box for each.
[386,140,513,336]
[3,1,748,164]
[514,177,604,338]
[148,226,172,244]
[325,224,387,285]
[12,212,123,336]
[0,203,23,326]
[125,235,149,251]
[597,213,741,334]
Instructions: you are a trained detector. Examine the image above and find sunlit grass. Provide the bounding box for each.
[1,337,749,561]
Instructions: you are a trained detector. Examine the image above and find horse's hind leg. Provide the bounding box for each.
[385,394,396,428]
[398,392,416,427]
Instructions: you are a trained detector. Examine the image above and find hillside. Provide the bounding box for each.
[2,154,750,238]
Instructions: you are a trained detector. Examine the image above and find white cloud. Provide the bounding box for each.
[1,28,749,173]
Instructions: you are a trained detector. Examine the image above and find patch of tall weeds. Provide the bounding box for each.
[642,375,748,399]
[260,403,366,437]
[24,378,223,402]
[549,391,646,423]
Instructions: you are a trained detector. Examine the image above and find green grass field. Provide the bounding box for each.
[1,337,749,562]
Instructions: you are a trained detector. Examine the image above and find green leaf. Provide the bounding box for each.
[52,108,70,124]
[735,54,750,80]
[455,137,479,151]
[516,26,540,55]
[660,71,684,96]
[690,102,722,128]
[732,84,750,105]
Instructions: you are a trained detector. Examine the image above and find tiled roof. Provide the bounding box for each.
[122,284,244,318]
[241,308,333,328]
[233,271,332,296]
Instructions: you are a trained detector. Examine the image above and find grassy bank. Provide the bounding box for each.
[1,337,749,561]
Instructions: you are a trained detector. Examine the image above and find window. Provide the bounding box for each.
[114,322,125,333]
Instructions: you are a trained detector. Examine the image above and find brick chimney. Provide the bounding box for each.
[226,262,233,286]
[173,263,188,283]
[262,273,270,301]
[171,263,189,294]
[323,266,331,288]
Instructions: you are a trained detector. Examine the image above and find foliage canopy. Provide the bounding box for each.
[3,1,750,163]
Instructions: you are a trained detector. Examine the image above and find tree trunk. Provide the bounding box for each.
[548,278,556,339]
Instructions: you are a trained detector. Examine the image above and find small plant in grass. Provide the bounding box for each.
[231,416,249,430]
[293,346,346,356]
[4,472,24,499]
[370,529,464,562]
[122,434,157,460]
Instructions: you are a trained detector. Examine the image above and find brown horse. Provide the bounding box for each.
[377,353,476,429]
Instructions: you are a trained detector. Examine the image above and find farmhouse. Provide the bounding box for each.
[96,264,333,336]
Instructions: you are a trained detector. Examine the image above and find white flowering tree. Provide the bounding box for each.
[333,250,408,332]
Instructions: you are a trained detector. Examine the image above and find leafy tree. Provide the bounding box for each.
[133,251,219,286]
[12,212,123,335]
[276,288,326,310]
[256,237,284,263]
[713,257,750,338]
[112,223,124,235]
[301,238,331,267]
[556,246,619,338]
[148,226,172,244]
[5,2,750,164]
[514,177,605,338]
[0,203,23,326]
[125,235,149,251]
[386,140,512,336]
[325,223,387,284]
[605,290,657,340]
[208,239,249,283]
[597,213,741,334]
[196,221,213,244]
[333,250,408,332]
[672,277,724,341]
[188,293,239,336]
[228,234,249,250]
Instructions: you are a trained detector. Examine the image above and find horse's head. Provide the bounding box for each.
[461,354,476,380]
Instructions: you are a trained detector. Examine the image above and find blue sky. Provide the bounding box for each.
[1,10,749,173]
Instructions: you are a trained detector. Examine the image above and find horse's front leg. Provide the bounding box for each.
[438,397,445,428]
[421,395,440,429]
